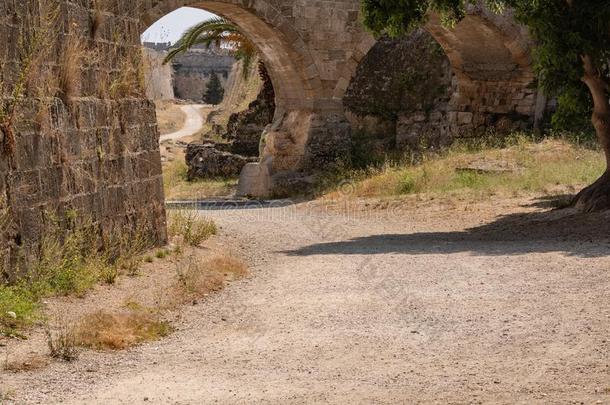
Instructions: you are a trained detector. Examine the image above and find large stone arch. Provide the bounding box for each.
[425,5,543,134]
[140,0,374,197]
[142,1,319,112]
[139,1,538,197]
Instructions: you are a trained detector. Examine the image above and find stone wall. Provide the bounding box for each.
[224,64,275,157]
[345,29,541,156]
[143,47,175,101]
[344,30,453,153]
[170,45,236,102]
[0,0,166,279]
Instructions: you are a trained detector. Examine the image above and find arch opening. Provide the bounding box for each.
[141,1,319,114]
[343,5,545,163]
[140,1,542,197]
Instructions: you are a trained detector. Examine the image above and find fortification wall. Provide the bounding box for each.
[171,47,236,102]
[0,0,166,279]
[143,47,175,101]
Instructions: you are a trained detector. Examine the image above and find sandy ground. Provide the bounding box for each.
[159,104,208,142]
[3,196,610,404]
[159,104,214,167]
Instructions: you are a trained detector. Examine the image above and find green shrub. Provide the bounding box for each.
[0,285,38,335]
[0,215,155,336]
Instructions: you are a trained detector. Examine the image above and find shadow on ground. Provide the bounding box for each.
[283,196,610,258]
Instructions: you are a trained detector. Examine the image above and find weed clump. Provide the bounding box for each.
[174,255,247,300]
[46,322,80,362]
[0,215,153,336]
[168,211,217,247]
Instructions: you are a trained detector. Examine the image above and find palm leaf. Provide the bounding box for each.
[162,17,259,79]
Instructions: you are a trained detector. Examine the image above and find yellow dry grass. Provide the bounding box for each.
[325,137,604,202]
[174,255,248,300]
[77,309,172,351]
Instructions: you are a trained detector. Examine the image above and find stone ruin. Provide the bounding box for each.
[0,0,546,277]
[141,1,544,197]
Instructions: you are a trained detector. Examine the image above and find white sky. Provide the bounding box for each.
[141,7,218,44]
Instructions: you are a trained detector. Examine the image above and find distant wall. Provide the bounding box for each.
[143,47,175,101]
[144,43,236,103]
[171,47,236,102]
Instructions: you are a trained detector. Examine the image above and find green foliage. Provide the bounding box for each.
[0,284,39,336]
[204,72,225,105]
[552,84,594,137]
[0,215,153,336]
[361,0,465,37]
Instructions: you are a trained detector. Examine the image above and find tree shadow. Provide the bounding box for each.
[283,198,610,258]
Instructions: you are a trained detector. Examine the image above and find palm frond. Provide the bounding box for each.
[162,17,259,79]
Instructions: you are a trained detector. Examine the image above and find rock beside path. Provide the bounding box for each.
[186,143,256,180]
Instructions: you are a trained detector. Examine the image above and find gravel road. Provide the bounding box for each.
[159,104,207,142]
[5,198,610,404]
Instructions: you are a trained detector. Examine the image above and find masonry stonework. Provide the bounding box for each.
[143,46,175,100]
[0,0,166,279]
[1,0,542,273]
[142,1,540,197]
[171,46,235,102]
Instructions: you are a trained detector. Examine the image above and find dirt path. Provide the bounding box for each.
[4,197,610,404]
[159,104,208,142]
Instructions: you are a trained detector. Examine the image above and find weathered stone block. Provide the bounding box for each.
[186,144,256,180]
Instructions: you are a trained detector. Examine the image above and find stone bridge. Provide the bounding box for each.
[142,1,541,196]
[0,0,540,272]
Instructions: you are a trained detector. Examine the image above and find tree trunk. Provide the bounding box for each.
[572,55,610,211]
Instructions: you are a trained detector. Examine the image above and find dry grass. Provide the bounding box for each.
[163,159,238,200]
[91,0,107,39]
[0,218,156,337]
[175,257,225,297]
[46,322,80,361]
[206,256,248,280]
[58,33,86,102]
[77,309,172,351]
[174,255,248,299]
[325,137,604,202]
[156,101,187,135]
[167,210,217,247]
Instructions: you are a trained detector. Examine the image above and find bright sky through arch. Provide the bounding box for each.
[141,7,219,44]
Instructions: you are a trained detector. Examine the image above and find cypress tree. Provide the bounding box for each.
[204,71,224,105]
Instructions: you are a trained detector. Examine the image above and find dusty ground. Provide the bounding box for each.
[159,104,208,143]
[155,101,187,136]
[3,195,610,404]
[0,238,238,377]
[158,103,213,168]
